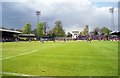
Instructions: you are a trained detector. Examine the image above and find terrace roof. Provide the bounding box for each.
[0,28,22,34]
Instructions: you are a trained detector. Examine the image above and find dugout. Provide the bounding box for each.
[19,34,36,41]
[0,28,21,42]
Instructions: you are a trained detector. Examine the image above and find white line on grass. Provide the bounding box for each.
[1,72,34,76]
[0,50,38,61]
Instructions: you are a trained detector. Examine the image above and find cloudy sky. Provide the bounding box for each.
[1,0,119,33]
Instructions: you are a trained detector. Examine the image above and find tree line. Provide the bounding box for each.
[22,20,111,37]
[81,26,111,36]
[22,20,65,37]
[67,26,111,37]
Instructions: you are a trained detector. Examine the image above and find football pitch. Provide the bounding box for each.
[1,40,118,76]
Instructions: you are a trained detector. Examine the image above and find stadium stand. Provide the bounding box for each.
[0,28,21,42]
[19,34,36,41]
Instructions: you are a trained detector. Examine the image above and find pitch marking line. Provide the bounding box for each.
[1,72,34,76]
[0,50,38,61]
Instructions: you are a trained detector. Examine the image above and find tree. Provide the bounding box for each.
[82,25,89,36]
[52,20,65,37]
[36,22,44,37]
[22,23,31,34]
[67,32,72,37]
[31,28,37,35]
[100,27,111,35]
[79,32,83,36]
[93,27,100,36]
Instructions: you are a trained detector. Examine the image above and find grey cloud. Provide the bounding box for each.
[2,1,118,33]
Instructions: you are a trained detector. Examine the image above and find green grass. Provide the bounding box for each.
[1,40,118,76]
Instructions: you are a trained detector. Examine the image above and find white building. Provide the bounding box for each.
[71,30,79,39]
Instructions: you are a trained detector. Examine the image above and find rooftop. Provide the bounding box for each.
[0,28,22,34]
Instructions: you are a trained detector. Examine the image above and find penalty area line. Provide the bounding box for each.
[0,50,38,61]
[1,72,34,76]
